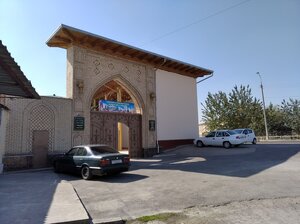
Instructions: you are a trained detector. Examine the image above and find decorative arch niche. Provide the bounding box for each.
[90,79,143,114]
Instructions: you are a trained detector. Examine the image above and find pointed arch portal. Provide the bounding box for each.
[90,80,143,158]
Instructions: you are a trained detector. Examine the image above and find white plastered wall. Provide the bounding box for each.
[156,69,199,140]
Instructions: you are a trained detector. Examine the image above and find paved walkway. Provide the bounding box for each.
[0,170,89,224]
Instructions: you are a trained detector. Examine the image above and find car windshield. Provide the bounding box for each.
[228,130,238,135]
[234,129,243,134]
[90,146,118,155]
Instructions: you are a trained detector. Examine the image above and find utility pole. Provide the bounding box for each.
[257,72,269,140]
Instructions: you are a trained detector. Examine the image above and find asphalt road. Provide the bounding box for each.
[68,142,300,223]
[0,142,299,224]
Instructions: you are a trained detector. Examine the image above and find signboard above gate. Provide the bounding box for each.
[99,100,135,113]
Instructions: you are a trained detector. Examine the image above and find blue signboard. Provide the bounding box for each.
[99,100,135,113]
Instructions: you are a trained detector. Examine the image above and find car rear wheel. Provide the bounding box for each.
[196,140,204,148]
[223,141,231,149]
[252,138,257,144]
[81,166,93,180]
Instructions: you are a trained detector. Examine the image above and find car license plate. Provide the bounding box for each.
[111,159,122,164]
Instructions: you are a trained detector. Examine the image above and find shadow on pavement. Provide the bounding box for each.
[56,170,148,183]
[92,173,148,183]
[131,143,300,178]
[0,170,60,224]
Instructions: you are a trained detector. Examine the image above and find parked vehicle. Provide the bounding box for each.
[53,144,130,180]
[194,130,246,149]
[234,128,257,144]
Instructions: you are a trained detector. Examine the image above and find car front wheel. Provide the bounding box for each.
[81,166,93,180]
[196,140,204,148]
[252,138,257,144]
[223,141,231,149]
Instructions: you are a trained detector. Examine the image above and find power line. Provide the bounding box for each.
[140,0,253,47]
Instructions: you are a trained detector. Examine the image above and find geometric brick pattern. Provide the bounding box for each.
[69,46,157,149]
[28,105,54,152]
[4,97,72,155]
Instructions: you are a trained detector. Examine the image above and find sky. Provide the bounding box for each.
[1,0,299,121]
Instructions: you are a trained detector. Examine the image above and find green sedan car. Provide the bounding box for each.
[53,144,130,180]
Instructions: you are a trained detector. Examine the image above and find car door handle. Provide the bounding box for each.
[222,138,224,139]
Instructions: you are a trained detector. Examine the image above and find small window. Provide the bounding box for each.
[66,148,77,156]
[206,132,216,138]
[224,132,230,137]
[90,146,118,155]
[216,132,223,137]
[76,147,87,156]
[227,130,237,135]
[248,129,253,133]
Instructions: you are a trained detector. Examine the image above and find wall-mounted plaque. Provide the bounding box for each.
[149,120,155,131]
[74,116,85,130]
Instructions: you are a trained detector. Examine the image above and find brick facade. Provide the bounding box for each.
[3,97,72,170]
[68,46,157,150]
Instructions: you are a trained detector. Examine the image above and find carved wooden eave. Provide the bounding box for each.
[46,24,213,78]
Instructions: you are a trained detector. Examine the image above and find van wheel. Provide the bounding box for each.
[81,166,93,180]
[196,141,204,148]
[252,138,257,144]
[223,141,231,149]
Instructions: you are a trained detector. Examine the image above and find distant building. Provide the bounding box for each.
[2,25,213,171]
[199,123,209,136]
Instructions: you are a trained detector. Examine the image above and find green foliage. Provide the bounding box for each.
[202,85,300,135]
[135,213,178,222]
[202,85,264,134]
[202,91,229,130]
[266,104,292,135]
[281,99,300,134]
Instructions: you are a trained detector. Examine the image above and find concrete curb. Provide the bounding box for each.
[93,219,125,224]
[45,182,90,224]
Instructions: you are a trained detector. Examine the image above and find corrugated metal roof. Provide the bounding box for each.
[0,40,40,99]
[47,24,213,78]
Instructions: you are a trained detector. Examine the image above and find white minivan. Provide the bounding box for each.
[234,128,257,144]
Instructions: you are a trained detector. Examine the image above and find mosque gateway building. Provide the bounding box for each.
[1,25,213,171]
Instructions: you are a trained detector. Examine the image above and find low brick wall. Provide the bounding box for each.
[3,153,64,171]
[3,155,33,171]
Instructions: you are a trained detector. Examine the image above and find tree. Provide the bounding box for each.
[266,103,292,135]
[202,85,264,134]
[227,85,263,132]
[281,99,300,134]
[202,91,230,131]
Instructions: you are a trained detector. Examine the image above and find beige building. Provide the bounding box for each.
[1,25,213,171]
